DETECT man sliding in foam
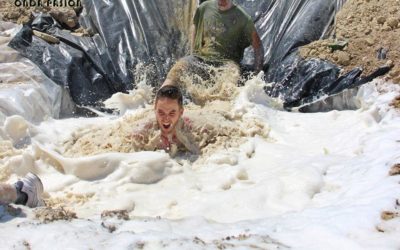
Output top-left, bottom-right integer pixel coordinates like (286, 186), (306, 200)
(131, 85), (200, 157)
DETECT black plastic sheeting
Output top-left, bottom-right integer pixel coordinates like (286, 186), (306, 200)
(9, 17), (122, 106)
(79, 0), (197, 88)
(241, 0), (390, 110)
(9, 0), (197, 106)
(8, 0), (390, 111)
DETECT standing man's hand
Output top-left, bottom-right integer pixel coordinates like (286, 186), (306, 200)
(252, 31), (264, 74)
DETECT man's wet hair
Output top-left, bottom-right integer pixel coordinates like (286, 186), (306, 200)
(155, 85), (183, 106)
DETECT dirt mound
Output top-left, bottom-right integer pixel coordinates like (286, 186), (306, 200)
(300, 0), (400, 83)
(0, 0), (81, 29)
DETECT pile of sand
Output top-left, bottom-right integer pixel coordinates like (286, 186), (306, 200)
(0, 0), (81, 30)
(300, 0), (400, 83)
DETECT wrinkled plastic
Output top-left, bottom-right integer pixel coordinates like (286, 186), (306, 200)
(297, 88), (361, 112)
(293, 65), (392, 111)
(242, 0), (337, 67)
(9, 17), (122, 106)
(238, 0), (388, 111)
(7, 0), (388, 111)
(0, 22), (74, 124)
(81, 0), (197, 81)
(9, 1), (197, 106)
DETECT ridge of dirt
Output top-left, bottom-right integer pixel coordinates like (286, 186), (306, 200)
(300, 0), (400, 83)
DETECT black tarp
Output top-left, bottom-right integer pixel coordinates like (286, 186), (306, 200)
(9, 0), (197, 106)
(8, 0), (390, 110)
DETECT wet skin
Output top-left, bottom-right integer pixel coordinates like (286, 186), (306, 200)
(155, 97), (184, 136)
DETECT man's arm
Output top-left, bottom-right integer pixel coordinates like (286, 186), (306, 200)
(190, 24), (196, 54)
(252, 31), (264, 74)
(175, 117), (200, 154)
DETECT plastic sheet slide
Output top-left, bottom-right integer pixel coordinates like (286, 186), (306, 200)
(0, 21), (74, 124)
(7, 0), (390, 111)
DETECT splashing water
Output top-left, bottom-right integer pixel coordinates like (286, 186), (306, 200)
(103, 63), (156, 114)
(63, 64), (272, 161)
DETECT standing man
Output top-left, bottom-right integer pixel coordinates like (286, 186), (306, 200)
(163, 0), (264, 88)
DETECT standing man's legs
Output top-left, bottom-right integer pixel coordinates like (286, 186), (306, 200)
(162, 55), (206, 88)
(163, 55), (240, 88)
(161, 55), (241, 105)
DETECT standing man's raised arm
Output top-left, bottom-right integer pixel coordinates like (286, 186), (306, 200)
(252, 31), (264, 74)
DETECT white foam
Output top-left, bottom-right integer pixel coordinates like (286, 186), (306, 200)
(1, 24), (400, 248)
(0, 22), (75, 124)
(103, 82), (154, 115)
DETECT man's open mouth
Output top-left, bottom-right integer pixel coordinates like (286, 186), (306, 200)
(163, 123), (171, 129)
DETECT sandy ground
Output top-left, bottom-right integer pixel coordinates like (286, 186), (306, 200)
(300, 0), (400, 83)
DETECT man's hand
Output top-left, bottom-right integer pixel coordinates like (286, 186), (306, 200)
(252, 31), (264, 74)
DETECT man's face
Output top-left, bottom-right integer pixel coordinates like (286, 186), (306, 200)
(155, 97), (183, 135)
(218, 0), (232, 9)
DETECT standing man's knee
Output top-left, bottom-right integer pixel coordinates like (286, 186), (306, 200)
(162, 56), (194, 88)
